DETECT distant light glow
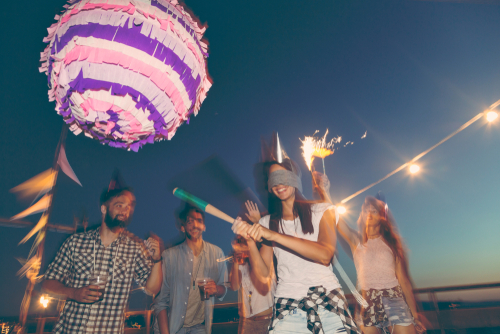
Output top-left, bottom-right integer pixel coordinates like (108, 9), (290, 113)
(337, 206), (347, 215)
(40, 296), (49, 308)
(409, 164), (420, 174)
(486, 111), (498, 122)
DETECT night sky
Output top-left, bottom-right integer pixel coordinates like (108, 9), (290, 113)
(1, 0), (500, 318)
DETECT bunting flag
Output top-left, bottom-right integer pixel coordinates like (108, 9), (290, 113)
(58, 145), (82, 186)
(10, 169), (55, 201)
(19, 214), (48, 245)
(11, 194), (52, 221)
(16, 256), (41, 280)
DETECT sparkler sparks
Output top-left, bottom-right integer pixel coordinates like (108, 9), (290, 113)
(300, 130), (341, 172)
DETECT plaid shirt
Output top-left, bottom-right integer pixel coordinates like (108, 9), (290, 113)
(269, 286), (361, 334)
(44, 227), (153, 334)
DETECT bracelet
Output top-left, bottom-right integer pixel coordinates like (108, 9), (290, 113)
(152, 256), (162, 264)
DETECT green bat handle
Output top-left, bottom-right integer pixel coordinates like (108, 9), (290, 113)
(172, 188), (208, 211)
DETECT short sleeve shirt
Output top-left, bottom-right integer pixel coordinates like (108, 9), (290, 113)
(44, 228), (153, 334)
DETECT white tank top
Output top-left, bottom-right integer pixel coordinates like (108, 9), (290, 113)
(353, 236), (399, 290)
(259, 203), (341, 300)
(238, 263), (276, 318)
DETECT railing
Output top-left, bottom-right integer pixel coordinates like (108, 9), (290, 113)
(20, 282), (500, 334)
(413, 282), (500, 333)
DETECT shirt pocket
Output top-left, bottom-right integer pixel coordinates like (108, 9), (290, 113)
(114, 257), (132, 282)
(74, 251), (93, 277)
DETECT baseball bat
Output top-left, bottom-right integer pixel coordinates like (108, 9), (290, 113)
(172, 188), (234, 224)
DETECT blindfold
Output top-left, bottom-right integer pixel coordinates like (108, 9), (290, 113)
(268, 170), (303, 193)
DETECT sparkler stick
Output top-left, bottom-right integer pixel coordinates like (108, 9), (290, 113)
(217, 255), (234, 263)
(172, 188), (235, 224)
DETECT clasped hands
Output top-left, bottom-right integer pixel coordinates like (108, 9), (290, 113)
(231, 217), (275, 242)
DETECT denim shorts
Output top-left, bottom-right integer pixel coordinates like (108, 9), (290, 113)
(272, 306), (346, 333)
(358, 286), (415, 329)
(357, 296), (414, 329)
(379, 296), (414, 328)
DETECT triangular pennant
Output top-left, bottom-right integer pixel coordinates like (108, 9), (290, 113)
(11, 194), (52, 220)
(32, 230), (46, 250)
(19, 214), (48, 245)
(10, 169), (55, 200)
(16, 256), (40, 278)
(58, 145), (82, 186)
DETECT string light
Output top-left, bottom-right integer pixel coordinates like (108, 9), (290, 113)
(486, 111), (498, 122)
(340, 98), (500, 204)
(40, 295), (49, 308)
(409, 164), (420, 174)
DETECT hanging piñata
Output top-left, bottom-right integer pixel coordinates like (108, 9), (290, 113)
(40, 0), (211, 151)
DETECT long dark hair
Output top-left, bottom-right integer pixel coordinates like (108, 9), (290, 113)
(357, 196), (410, 276)
(264, 160), (315, 235)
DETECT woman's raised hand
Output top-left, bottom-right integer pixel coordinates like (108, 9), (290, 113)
(244, 201), (261, 224)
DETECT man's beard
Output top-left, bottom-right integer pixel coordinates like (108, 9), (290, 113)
(104, 211), (131, 229)
(184, 228), (202, 240)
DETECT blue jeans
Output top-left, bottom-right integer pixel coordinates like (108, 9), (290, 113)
(272, 306), (346, 333)
(175, 324), (206, 334)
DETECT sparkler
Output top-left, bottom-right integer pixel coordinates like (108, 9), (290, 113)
(300, 130), (340, 174)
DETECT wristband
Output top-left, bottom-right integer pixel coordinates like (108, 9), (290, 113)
(152, 256), (162, 264)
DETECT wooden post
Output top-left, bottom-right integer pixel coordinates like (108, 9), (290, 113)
(145, 310), (151, 334)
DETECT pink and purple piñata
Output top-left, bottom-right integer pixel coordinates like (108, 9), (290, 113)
(40, 0), (211, 151)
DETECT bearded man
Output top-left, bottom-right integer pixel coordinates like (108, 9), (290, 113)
(42, 173), (163, 334)
(153, 203), (227, 334)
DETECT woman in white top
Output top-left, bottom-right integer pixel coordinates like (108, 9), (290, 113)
(336, 195), (426, 334)
(229, 235), (276, 334)
(232, 160), (360, 334)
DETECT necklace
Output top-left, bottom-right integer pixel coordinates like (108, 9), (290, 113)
(192, 252), (204, 290)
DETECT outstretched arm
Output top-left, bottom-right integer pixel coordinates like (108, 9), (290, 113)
(312, 171), (360, 253)
(336, 217), (361, 254)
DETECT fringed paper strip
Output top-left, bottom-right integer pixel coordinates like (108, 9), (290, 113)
(40, 0), (211, 151)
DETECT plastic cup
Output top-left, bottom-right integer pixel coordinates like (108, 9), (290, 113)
(89, 274), (108, 302)
(196, 278), (210, 301)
